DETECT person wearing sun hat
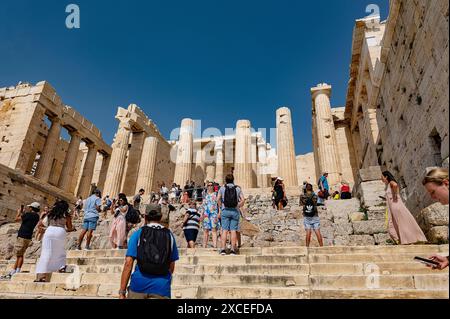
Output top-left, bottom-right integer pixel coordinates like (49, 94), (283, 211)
(1, 202), (41, 280)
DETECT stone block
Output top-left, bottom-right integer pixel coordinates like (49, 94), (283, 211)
(333, 223), (354, 236)
(358, 166), (382, 182)
(359, 181), (386, 207)
(333, 236), (350, 246)
(367, 208), (386, 221)
(347, 235), (376, 246)
(353, 220), (386, 235)
(427, 226), (449, 244)
(374, 233), (392, 245)
(0, 224), (19, 236)
(418, 203), (449, 229)
(349, 212), (366, 222)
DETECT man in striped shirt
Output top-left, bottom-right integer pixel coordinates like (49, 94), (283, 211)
(182, 201), (201, 248)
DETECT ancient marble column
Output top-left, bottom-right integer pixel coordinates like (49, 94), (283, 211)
(135, 136), (159, 193)
(96, 154), (110, 192)
(311, 83), (342, 187)
(103, 122), (132, 197)
(193, 144), (206, 185)
(214, 139), (224, 185)
(276, 107), (299, 187)
(257, 138), (269, 188)
(234, 120), (253, 189)
(174, 118), (194, 186)
(77, 144), (98, 198)
(205, 164), (216, 182)
(58, 131), (82, 192)
(34, 117), (61, 183)
(122, 131), (146, 195)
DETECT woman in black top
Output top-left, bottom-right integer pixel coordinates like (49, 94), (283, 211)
(273, 178), (286, 210)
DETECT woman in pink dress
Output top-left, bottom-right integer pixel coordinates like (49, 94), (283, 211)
(109, 197), (128, 249)
(382, 171), (427, 245)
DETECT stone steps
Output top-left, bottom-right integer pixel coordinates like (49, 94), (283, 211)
(0, 245), (448, 299)
(61, 245), (447, 258)
(14, 261), (449, 277)
(308, 252), (449, 263)
(10, 271), (448, 290)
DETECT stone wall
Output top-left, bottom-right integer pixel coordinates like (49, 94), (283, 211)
(243, 194), (391, 247)
(376, 0), (449, 215)
(0, 163), (76, 223)
(332, 107), (357, 187)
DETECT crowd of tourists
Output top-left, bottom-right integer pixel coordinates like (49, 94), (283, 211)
(1, 167), (448, 298)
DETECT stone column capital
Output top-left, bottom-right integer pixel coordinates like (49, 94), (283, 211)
(311, 83), (332, 99)
(118, 120), (133, 131)
(69, 130), (81, 139)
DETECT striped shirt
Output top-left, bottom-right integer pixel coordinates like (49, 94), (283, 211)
(183, 209), (201, 231)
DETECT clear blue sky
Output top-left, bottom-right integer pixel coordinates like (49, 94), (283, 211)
(0, 0), (388, 154)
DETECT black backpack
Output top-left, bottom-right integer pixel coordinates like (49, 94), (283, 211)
(303, 195), (317, 217)
(126, 204), (141, 224)
(137, 226), (172, 276)
(223, 185), (238, 208)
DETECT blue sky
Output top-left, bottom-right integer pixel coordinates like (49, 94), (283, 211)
(0, 0), (389, 154)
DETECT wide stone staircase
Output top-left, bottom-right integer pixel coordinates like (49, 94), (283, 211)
(0, 244), (448, 299)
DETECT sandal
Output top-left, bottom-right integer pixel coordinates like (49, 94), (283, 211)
(34, 278), (47, 283)
(58, 266), (67, 273)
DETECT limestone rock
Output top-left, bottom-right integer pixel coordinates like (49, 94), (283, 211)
(367, 208), (386, 221)
(333, 236), (350, 246)
(333, 223), (354, 236)
(373, 233), (392, 245)
(349, 212), (366, 222)
(419, 203), (449, 228)
(358, 166), (382, 182)
(353, 220), (386, 235)
(0, 224), (19, 236)
(347, 235), (375, 246)
(359, 181), (386, 207)
(240, 220), (260, 237)
(427, 226), (449, 244)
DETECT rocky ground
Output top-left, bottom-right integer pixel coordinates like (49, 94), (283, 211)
(0, 195), (447, 261)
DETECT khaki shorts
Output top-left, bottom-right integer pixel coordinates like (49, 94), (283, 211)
(127, 290), (169, 299)
(14, 237), (31, 257)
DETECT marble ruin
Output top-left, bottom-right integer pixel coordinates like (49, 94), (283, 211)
(0, 0), (448, 234)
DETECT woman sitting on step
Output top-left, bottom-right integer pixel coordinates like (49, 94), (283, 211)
(34, 200), (75, 282)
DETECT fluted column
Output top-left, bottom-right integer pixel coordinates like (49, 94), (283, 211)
(174, 118), (194, 186)
(214, 139), (224, 185)
(77, 144), (98, 198)
(135, 136), (159, 193)
(257, 138), (269, 188)
(122, 131), (146, 195)
(96, 154), (110, 192)
(193, 144), (206, 184)
(311, 83), (342, 187)
(34, 118), (61, 182)
(58, 131), (82, 192)
(235, 120), (253, 189)
(205, 165), (216, 182)
(103, 122), (132, 197)
(276, 107), (299, 187)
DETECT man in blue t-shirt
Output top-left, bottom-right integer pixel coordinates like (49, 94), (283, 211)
(318, 173), (330, 200)
(119, 204), (179, 299)
(77, 189), (102, 250)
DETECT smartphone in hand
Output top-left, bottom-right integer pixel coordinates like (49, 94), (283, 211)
(414, 256), (440, 267)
